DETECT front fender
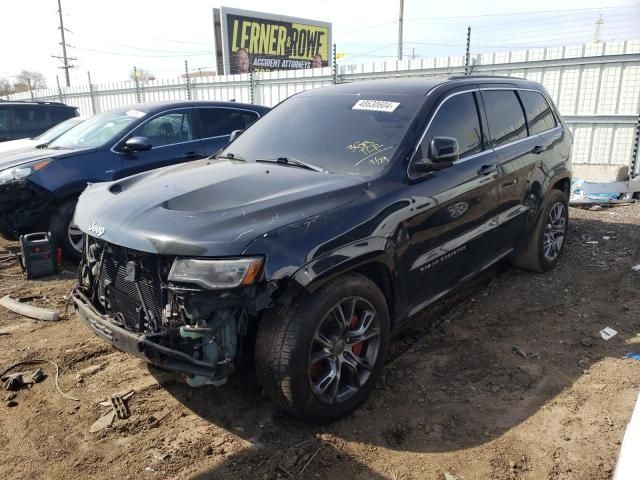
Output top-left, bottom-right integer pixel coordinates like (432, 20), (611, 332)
(291, 236), (395, 290)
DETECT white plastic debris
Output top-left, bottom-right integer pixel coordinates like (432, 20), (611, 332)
(632, 265), (640, 272)
(600, 327), (618, 340)
(0, 296), (59, 321)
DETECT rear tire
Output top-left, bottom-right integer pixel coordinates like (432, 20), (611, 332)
(255, 273), (390, 423)
(511, 189), (569, 272)
(49, 199), (82, 262)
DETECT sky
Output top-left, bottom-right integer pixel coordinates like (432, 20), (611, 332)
(0, 0), (638, 89)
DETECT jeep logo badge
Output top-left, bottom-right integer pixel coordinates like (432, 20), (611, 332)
(88, 221), (105, 237)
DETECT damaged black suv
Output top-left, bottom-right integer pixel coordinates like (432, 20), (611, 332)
(73, 76), (572, 422)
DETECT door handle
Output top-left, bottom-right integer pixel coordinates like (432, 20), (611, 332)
(477, 164), (497, 176)
(532, 145), (545, 154)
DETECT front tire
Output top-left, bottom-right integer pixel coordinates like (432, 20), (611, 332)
(255, 273), (390, 423)
(49, 199), (82, 261)
(511, 189), (569, 272)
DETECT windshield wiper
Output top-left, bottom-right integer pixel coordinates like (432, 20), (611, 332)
(256, 157), (329, 173)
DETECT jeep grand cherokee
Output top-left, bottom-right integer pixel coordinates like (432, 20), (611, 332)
(73, 76), (572, 422)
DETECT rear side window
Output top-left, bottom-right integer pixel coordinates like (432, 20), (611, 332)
(421, 92), (483, 159)
(518, 90), (557, 135)
(14, 107), (52, 131)
(482, 90), (527, 147)
(199, 108), (259, 138)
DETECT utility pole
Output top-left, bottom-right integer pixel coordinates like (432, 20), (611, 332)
(397, 0), (404, 61)
(592, 14), (604, 43)
(53, 0), (76, 87)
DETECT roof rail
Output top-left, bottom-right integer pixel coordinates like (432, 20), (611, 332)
(0, 99), (69, 106)
(447, 74), (522, 80)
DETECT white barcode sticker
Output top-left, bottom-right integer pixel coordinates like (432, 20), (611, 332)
(352, 100), (400, 113)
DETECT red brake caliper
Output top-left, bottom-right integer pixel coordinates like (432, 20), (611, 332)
(350, 315), (363, 355)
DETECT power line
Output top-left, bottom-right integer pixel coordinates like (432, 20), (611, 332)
(338, 5), (636, 37)
(91, 41), (212, 55)
(409, 4), (636, 20)
(75, 47), (212, 58)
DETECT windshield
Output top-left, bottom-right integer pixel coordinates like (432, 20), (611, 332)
(48, 110), (141, 149)
(34, 117), (86, 143)
(222, 93), (423, 177)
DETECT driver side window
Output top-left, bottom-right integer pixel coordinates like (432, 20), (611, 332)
(417, 92), (483, 161)
(130, 110), (194, 148)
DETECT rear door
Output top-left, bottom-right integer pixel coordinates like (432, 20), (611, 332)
(401, 89), (501, 316)
(114, 108), (203, 179)
(197, 107), (260, 156)
(480, 88), (555, 249)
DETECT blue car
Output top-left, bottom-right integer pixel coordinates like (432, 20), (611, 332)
(0, 101), (268, 258)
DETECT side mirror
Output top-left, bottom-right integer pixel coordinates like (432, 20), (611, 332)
(229, 129), (243, 142)
(430, 137), (459, 163)
(123, 136), (152, 153)
(413, 137), (459, 173)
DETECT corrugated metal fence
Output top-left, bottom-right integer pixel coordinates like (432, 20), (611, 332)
(5, 39), (640, 174)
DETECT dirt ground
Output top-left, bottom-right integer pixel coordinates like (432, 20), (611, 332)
(0, 204), (639, 480)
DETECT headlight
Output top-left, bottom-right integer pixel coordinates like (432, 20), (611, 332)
(0, 159), (52, 185)
(168, 257), (263, 289)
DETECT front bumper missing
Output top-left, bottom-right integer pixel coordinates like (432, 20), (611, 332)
(73, 290), (220, 379)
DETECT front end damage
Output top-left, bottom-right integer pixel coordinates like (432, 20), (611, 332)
(73, 236), (275, 387)
(0, 181), (53, 238)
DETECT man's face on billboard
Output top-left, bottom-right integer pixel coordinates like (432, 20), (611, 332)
(237, 49), (250, 73)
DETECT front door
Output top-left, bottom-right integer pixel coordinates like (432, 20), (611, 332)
(400, 90), (501, 317)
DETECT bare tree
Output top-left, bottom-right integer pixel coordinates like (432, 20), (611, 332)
(0, 78), (13, 96)
(15, 70), (47, 90)
(129, 68), (156, 82)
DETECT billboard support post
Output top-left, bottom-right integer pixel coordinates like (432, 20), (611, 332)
(184, 60), (192, 100)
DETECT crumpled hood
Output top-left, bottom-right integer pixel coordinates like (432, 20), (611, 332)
(0, 147), (89, 170)
(74, 159), (368, 256)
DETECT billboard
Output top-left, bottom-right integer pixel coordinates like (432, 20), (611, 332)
(213, 7), (332, 75)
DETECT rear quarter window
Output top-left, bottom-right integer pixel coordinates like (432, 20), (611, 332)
(199, 108), (258, 138)
(518, 90), (557, 135)
(51, 106), (78, 123)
